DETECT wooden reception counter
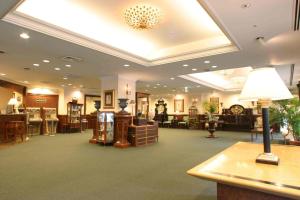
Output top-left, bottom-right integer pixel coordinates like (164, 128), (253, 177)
(0, 114), (27, 142)
(187, 142), (300, 200)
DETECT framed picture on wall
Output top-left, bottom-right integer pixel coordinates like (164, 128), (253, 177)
(210, 97), (219, 113)
(104, 90), (114, 109)
(174, 99), (184, 113)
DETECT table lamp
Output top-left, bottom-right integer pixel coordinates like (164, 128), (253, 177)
(239, 67), (293, 165)
(8, 97), (18, 114)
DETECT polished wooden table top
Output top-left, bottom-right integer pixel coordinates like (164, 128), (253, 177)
(187, 142), (300, 199)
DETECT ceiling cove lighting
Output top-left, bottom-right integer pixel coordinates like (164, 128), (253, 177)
(19, 32), (30, 39)
(124, 4), (162, 30)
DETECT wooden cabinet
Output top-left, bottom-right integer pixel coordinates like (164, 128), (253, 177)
(114, 113), (131, 148)
(128, 124), (158, 147)
(67, 102), (83, 132)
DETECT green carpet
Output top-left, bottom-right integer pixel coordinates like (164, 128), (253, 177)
(0, 129), (252, 200)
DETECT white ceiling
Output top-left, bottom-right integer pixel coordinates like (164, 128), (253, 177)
(0, 0), (299, 96)
(5, 0), (237, 65)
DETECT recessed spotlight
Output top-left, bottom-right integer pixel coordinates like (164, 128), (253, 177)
(172, 89), (176, 92)
(23, 81), (29, 84)
(153, 86), (157, 89)
(145, 89), (148, 92)
(156, 83), (160, 86)
(65, 64), (71, 68)
(63, 77), (68, 80)
(204, 60), (210, 64)
(124, 64), (130, 67)
(43, 59), (50, 63)
(0, 73), (6, 76)
(241, 3), (251, 8)
(80, 85), (83, 88)
(20, 33), (30, 39)
(196, 85), (201, 88)
(33, 64), (39, 67)
(170, 77), (175, 80)
(146, 84), (150, 87)
(54, 67), (61, 71)
(211, 65), (218, 68)
(68, 83), (72, 86)
(192, 68), (197, 71)
(164, 85), (167, 88)
(183, 64), (189, 67)
(61, 84), (65, 87)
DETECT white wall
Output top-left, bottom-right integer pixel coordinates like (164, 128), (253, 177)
(101, 75), (136, 114)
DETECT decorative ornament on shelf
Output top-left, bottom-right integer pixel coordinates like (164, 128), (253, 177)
(118, 98), (129, 114)
(239, 67), (293, 165)
(124, 4), (162, 30)
(94, 100), (101, 112)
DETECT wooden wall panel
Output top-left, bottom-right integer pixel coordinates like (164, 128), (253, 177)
(24, 94), (59, 112)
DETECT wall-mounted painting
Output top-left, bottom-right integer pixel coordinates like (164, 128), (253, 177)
(210, 97), (219, 114)
(174, 99), (184, 113)
(103, 90), (114, 109)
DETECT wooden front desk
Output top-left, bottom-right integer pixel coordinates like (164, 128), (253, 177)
(0, 114), (27, 142)
(187, 142), (300, 200)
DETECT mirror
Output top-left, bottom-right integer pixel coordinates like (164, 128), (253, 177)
(84, 94), (101, 115)
(135, 92), (149, 119)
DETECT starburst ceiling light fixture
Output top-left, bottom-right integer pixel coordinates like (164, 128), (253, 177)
(124, 4), (162, 30)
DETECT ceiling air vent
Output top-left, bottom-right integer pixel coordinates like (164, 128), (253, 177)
(0, 50), (5, 54)
(61, 56), (83, 63)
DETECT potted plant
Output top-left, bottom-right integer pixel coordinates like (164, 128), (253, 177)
(269, 98), (300, 145)
(203, 101), (219, 138)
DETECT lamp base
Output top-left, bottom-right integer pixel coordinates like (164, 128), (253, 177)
(256, 153), (279, 165)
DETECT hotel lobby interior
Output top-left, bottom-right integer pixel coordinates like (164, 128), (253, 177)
(0, 0), (300, 199)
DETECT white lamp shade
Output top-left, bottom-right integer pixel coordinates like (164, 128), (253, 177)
(239, 67), (293, 101)
(8, 98), (18, 105)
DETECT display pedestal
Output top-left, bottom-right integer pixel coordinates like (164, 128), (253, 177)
(89, 120), (99, 144)
(114, 111), (131, 148)
(89, 131), (99, 144)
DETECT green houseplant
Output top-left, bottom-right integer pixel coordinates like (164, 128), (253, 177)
(202, 101), (219, 138)
(202, 101), (218, 121)
(269, 97), (300, 143)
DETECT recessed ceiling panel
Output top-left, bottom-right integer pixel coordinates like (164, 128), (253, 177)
(180, 67), (253, 91)
(4, 0), (238, 66)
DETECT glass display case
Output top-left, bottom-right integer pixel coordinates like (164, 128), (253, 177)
(27, 107), (43, 136)
(97, 111), (114, 145)
(43, 107), (59, 136)
(67, 102), (83, 132)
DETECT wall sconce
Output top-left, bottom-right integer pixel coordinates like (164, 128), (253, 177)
(125, 84), (131, 96)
